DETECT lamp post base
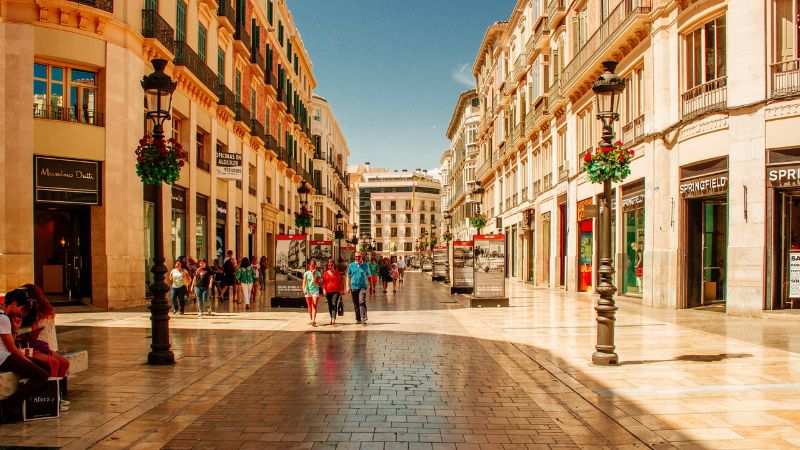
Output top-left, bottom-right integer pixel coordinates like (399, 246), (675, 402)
(148, 350), (175, 365)
(592, 349), (618, 366)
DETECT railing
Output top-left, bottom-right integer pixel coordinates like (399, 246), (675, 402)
(234, 23), (251, 53)
(476, 158), (492, 179)
(562, 0), (652, 90)
(142, 9), (175, 55)
(33, 104), (104, 126)
(547, 0), (565, 28)
(250, 49), (264, 70)
(534, 15), (550, 47)
(525, 107), (536, 132)
(521, 187), (528, 202)
(217, 1), (235, 28)
(70, 0), (113, 13)
(771, 59), (800, 97)
(515, 123), (524, 146)
(578, 149), (590, 172)
(559, 166), (568, 183)
(505, 198), (511, 211)
(525, 33), (537, 58)
(250, 118), (265, 139)
(532, 180), (541, 198)
(174, 41), (218, 93)
(234, 102), (251, 124)
(249, 185), (256, 196)
(512, 193), (518, 208)
(621, 114), (645, 145)
(217, 84), (236, 111)
(265, 70), (276, 88)
(513, 54), (524, 79)
(547, 80), (562, 110)
(265, 134), (278, 152)
(681, 77), (727, 119)
(276, 146), (287, 163)
(543, 173), (552, 191)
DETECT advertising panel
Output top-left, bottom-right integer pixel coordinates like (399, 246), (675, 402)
(274, 234), (306, 298)
(473, 234), (505, 298)
(309, 240), (333, 266)
(421, 250), (433, 272)
(452, 241), (474, 289)
(340, 246), (356, 262)
(216, 151), (243, 179)
(790, 252), (800, 298)
(433, 246), (448, 279)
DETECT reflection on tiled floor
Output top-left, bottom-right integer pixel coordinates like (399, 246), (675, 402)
(0, 272), (798, 449)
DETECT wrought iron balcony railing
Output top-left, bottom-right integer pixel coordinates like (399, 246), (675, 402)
(681, 77), (727, 120)
(142, 9), (175, 55)
(70, 0), (113, 13)
(217, 1), (235, 29)
(772, 59), (800, 97)
(174, 40), (218, 93)
(33, 104), (104, 126)
(217, 84), (236, 111)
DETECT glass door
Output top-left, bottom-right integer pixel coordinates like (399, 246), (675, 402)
(781, 194), (800, 308)
(701, 199), (727, 305)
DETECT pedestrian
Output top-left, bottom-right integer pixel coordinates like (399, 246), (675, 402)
(236, 257), (256, 310)
(303, 260), (322, 326)
(322, 259), (343, 326)
(368, 257), (379, 294)
(346, 252), (371, 324)
(190, 259), (213, 317)
(379, 258), (392, 294)
(397, 256), (406, 282)
(168, 260), (190, 314)
(210, 259), (223, 302)
(259, 256), (269, 296)
(390, 263), (400, 292)
(220, 250), (236, 303)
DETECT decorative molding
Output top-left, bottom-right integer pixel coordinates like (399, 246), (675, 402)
(78, 13), (88, 30)
(765, 102), (800, 120)
(59, 9), (70, 26)
(95, 18), (106, 35)
(677, 115), (729, 142)
(38, 6), (49, 22)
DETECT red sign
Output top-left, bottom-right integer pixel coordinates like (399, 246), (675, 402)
(310, 240), (332, 245)
(474, 234), (504, 241)
(452, 241), (473, 246)
(340, 246), (356, 250)
(434, 246), (447, 250)
(277, 234), (306, 240)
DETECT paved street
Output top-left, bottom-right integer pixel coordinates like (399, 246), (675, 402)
(1, 272), (799, 449)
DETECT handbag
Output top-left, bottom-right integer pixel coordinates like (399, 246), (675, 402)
(338, 299), (344, 316)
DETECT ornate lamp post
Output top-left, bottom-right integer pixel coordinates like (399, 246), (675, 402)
(141, 59), (177, 365)
(591, 61), (626, 366)
(470, 183), (486, 237)
(335, 210), (343, 259)
(297, 180), (311, 235)
(443, 211), (452, 284)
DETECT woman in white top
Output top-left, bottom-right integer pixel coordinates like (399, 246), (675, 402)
(168, 260), (190, 314)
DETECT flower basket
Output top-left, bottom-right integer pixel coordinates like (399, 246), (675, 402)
(441, 231), (453, 243)
(470, 214), (487, 230)
(349, 236), (359, 245)
(294, 208), (313, 229)
(583, 140), (634, 184)
(135, 135), (187, 185)
(334, 230), (345, 240)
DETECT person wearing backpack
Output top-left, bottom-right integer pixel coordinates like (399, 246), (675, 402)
(236, 257), (256, 310)
(190, 259), (213, 317)
(221, 250), (237, 303)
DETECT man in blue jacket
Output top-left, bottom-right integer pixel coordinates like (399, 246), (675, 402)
(346, 252), (372, 324)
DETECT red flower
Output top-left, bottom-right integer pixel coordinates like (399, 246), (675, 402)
(179, 160), (185, 167)
(601, 146), (612, 153)
(615, 140), (623, 147)
(159, 147), (168, 156)
(628, 149), (635, 155)
(583, 152), (592, 162)
(137, 156), (143, 162)
(619, 154), (625, 162)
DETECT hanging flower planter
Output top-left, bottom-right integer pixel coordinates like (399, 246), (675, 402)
(334, 230), (345, 240)
(135, 135), (187, 185)
(441, 231), (453, 243)
(470, 213), (487, 231)
(294, 208), (313, 230)
(583, 140), (634, 184)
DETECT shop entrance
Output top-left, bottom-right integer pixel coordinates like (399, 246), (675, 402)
(34, 207), (92, 301)
(216, 223), (226, 262)
(775, 193), (800, 309)
(685, 197), (727, 308)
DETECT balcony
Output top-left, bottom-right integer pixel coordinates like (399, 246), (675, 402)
(561, 0), (652, 96)
(513, 53), (526, 82)
(505, 198), (511, 211)
(771, 59), (800, 98)
(276, 146), (287, 165)
(217, 84), (236, 112)
(681, 77), (727, 120)
(521, 187), (528, 202)
(547, 0), (565, 29)
(532, 180), (541, 198)
(33, 104), (104, 126)
(533, 15), (550, 50)
(514, 123), (525, 148)
(621, 114), (645, 146)
(265, 134), (278, 153)
(234, 102), (250, 125)
(217, 1), (235, 32)
(265, 69), (276, 93)
(543, 173), (552, 192)
(547, 79), (563, 112)
(70, 0), (113, 13)
(476, 158), (492, 180)
(533, 95), (549, 128)
(250, 118), (265, 142)
(142, 9), (175, 55)
(558, 166), (568, 183)
(174, 40), (218, 94)
(233, 23), (251, 57)
(250, 49), (265, 77)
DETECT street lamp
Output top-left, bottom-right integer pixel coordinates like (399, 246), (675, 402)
(444, 211), (452, 284)
(470, 183), (485, 237)
(141, 59), (177, 365)
(297, 180), (311, 235)
(591, 60), (625, 366)
(335, 210), (343, 259)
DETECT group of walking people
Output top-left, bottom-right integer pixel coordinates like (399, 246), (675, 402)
(167, 251), (269, 317)
(301, 253), (407, 327)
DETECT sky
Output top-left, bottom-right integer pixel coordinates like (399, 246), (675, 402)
(287, 0), (516, 171)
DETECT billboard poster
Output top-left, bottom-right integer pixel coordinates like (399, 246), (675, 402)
(274, 234), (306, 298)
(790, 252), (800, 298)
(340, 246), (356, 262)
(216, 151), (242, 179)
(421, 250), (433, 272)
(473, 234), (505, 298)
(452, 241), (474, 288)
(309, 240), (333, 266)
(433, 246), (448, 279)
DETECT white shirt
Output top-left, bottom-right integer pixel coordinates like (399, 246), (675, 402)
(397, 258), (406, 268)
(0, 311), (11, 366)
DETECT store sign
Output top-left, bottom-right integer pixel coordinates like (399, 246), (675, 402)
(789, 252), (800, 298)
(452, 241), (474, 289)
(473, 234), (505, 298)
(309, 240), (333, 265)
(621, 194), (645, 213)
(216, 200), (227, 221)
(679, 175), (728, 198)
(216, 151), (242, 180)
(35, 156), (100, 205)
(432, 246), (448, 278)
(274, 234), (307, 298)
(767, 165), (800, 187)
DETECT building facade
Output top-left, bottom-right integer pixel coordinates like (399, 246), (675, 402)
(458, 0), (800, 315)
(1, 0), (348, 309)
(310, 95), (350, 245)
(355, 172), (441, 258)
(441, 89), (481, 241)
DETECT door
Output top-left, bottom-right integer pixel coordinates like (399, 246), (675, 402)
(216, 223), (226, 261)
(701, 200), (727, 305)
(779, 193), (800, 309)
(34, 208), (92, 301)
(685, 199), (703, 307)
(559, 204), (567, 286)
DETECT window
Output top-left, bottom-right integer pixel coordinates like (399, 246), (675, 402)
(572, 7), (588, 54)
(405, 227), (412, 237)
(375, 214), (381, 224)
(267, 0), (273, 24)
(314, 203), (323, 227)
(405, 213), (412, 223)
(377, 242), (384, 252)
(172, 116), (182, 144)
(405, 200), (412, 210)
(430, 214), (436, 224)
(197, 130), (210, 172)
(421, 227), (426, 236)
(390, 214), (396, 223)
(376, 228), (382, 238)
(33, 62), (99, 125)
(576, 106), (595, 170)
(404, 242), (413, 252)
(176, 0), (187, 41)
(391, 228), (398, 237)
(218, 49), (225, 83)
(235, 69), (241, 101)
(266, 176), (273, 203)
(313, 108), (320, 120)
(248, 164), (257, 196)
(685, 15), (727, 91)
(390, 201), (396, 210)
(557, 128), (567, 173)
(278, 21), (284, 46)
(420, 214), (427, 224)
(375, 201), (382, 210)
(198, 24), (207, 62)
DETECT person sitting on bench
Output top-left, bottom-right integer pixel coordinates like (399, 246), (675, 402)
(0, 289), (49, 421)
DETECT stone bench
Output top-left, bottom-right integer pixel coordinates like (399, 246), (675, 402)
(0, 349), (88, 399)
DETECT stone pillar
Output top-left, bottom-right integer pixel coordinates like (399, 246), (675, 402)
(209, 118), (219, 262)
(256, 151), (265, 256)
(186, 103), (198, 260)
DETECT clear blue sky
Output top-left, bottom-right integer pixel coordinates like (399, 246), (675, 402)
(287, 0), (516, 170)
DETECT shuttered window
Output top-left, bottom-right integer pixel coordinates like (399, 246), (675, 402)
(198, 25), (207, 62)
(176, 0), (187, 41)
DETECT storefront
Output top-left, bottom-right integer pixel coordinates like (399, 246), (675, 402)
(766, 147), (800, 310)
(216, 200), (227, 262)
(576, 198), (594, 292)
(248, 212), (257, 258)
(171, 186), (187, 262)
(196, 194), (209, 261)
(522, 209), (535, 283)
(557, 193), (567, 287)
(33, 156), (99, 301)
(680, 157), (728, 309)
(620, 179), (645, 297)
(540, 211), (551, 286)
